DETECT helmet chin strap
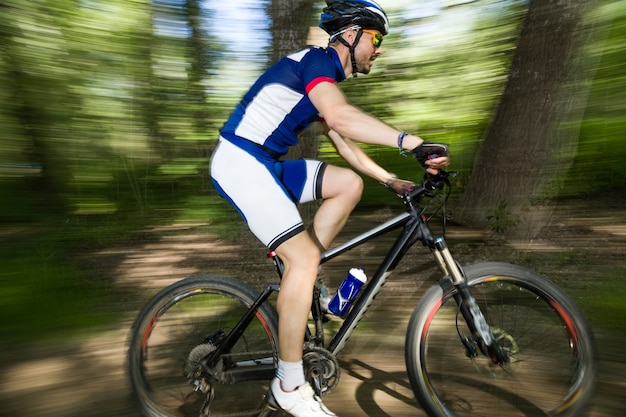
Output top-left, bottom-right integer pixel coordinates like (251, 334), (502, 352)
(337, 30), (364, 78)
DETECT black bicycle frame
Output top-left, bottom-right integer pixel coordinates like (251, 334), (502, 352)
(203, 206), (432, 381)
(204, 181), (507, 382)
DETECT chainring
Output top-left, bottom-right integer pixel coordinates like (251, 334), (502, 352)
(303, 346), (340, 396)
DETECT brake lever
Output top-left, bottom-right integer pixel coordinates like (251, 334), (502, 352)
(423, 170), (457, 190)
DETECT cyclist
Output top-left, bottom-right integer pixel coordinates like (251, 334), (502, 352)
(210, 1), (449, 416)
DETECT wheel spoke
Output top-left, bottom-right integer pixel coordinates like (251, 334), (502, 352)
(406, 263), (596, 417)
(129, 275), (279, 417)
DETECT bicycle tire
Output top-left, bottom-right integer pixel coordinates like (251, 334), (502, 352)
(405, 262), (596, 417)
(128, 275), (280, 417)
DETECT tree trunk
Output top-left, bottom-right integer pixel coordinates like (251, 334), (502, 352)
(2, 5), (71, 216)
(269, 0), (316, 64)
(268, 0), (320, 223)
(186, 0), (210, 134)
(454, 0), (597, 240)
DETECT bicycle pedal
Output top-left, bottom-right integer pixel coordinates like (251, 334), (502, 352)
(266, 390), (280, 411)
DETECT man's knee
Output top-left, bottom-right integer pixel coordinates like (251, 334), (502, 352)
(276, 233), (321, 271)
(343, 170), (363, 204)
(353, 170), (364, 193)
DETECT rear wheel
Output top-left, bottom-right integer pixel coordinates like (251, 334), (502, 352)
(128, 275), (280, 417)
(405, 262), (596, 417)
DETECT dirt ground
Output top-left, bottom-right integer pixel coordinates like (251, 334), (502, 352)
(0, 201), (624, 417)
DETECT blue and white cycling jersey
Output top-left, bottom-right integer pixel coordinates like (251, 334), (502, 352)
(211, 46), (347, 250)
(220, 46), (346, 157)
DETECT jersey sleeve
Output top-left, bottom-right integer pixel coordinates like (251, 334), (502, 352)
(300, 48), (338, 94)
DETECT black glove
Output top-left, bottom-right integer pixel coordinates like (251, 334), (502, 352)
(412, 142), (449, 169)
(384, 178), (415, 195)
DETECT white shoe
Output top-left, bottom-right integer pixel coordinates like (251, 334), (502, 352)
(269, 378), (337, 417)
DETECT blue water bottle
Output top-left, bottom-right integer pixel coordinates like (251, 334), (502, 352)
(328, 268), (367, 317)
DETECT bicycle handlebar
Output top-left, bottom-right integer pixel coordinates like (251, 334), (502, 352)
(385, 169), (455, 201)
(414, 170), (455, 194)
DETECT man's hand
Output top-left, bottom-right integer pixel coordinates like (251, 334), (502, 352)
(384, 178), (416, 196)
(412, 142), (449, 174)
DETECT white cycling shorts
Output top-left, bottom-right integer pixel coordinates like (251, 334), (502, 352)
(210, 137), (326, 250)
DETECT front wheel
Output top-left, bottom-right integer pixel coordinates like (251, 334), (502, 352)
(405, 262), (596, 417)
(128, 275), (280, 417)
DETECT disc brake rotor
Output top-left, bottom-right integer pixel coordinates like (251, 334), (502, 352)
(470, 327), (519, 378)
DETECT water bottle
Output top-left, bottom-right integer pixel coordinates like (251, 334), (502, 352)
(328, 268), (367, 317)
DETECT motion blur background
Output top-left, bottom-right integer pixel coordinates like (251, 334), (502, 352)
(1, 1), (624, 416)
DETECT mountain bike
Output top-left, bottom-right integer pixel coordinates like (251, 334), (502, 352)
(128, 170), (597, 417)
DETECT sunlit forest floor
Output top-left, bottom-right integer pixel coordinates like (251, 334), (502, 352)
(0, 198), (624, 417)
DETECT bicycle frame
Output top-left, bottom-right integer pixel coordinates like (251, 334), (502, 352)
(204, 173), (507, 381)
(204, 204), (432, 377)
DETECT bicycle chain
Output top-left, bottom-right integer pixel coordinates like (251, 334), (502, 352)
(185, 343), (339, 398)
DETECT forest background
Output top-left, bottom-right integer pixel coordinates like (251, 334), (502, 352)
(0, 0), (625, 373)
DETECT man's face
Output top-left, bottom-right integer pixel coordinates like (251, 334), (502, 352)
(355, 29), (383, 75)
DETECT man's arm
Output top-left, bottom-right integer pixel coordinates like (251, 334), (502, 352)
(309, 81), (449, 173)
(309, 81), (422, 149)
(325, 127), (395, 183)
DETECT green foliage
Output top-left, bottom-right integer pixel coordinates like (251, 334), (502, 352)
(585, 267), (626, 334)
(562, 2), (626, 195)
(0, 227), (118, 345)
(485, 200), (520, 235)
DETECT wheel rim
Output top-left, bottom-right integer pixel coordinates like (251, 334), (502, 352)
(417, 276), (594, 417)
(130, 286), (278, 417)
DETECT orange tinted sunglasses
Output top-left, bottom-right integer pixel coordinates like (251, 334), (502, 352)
(361, 29), (384, 48)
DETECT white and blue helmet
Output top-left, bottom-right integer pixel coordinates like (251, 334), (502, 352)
(320, 0), (390, 36)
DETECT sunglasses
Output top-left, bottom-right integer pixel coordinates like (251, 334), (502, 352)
(361, 29), (384, 48)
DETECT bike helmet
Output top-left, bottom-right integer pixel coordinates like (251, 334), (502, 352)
(320, 0), (389, 37)
(320, 1), (389, 77)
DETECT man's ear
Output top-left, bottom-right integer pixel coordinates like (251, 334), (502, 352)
(344, 29), (357, 44)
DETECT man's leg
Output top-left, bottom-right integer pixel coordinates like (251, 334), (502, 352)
(274, 232), (321, 365)
(271, 233), (337, 416)
(268, 165), (361, 416)
(273, 164), (362, 363)
(313, 165), (363, 249)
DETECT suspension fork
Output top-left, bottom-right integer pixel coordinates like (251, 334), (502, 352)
(432, 237), (509, 365)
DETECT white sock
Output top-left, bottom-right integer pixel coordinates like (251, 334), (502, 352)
(276, 359), (306, 392)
